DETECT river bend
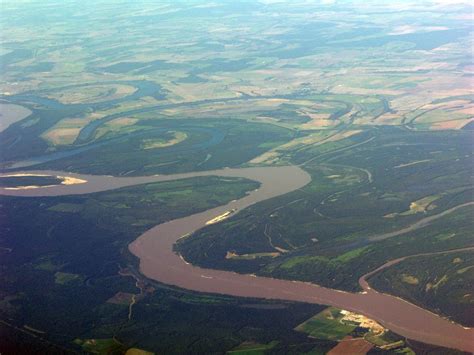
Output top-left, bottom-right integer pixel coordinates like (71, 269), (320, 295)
(1, 166), (472, 352)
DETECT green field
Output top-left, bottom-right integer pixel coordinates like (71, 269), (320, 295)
(295, 308), (356, 341)
(1, 0), (473, 353)
(227, 341), (279, 355)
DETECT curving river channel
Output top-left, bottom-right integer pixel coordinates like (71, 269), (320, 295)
(1, 166), (472, 352)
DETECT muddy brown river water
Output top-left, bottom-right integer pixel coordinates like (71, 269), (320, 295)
(1, 166), (473, 352)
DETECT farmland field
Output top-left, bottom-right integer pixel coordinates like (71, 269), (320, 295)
(0, 0), (473, 354)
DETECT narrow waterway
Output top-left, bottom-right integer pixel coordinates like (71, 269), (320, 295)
(1, 166), (472, 352)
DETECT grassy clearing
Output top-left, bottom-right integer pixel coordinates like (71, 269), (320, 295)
(226, 251), (280, 260)
(54, 272), (81, 285)
(141, 131), (188, 149)
(74, 338), (126, 354)
(48, 203), (83, 213)
(295, 307), (356, 341)
(45, 84), (137, 105)
(279, 247), (369, 271)
(401, 274), (419, 285)
(394, 348), (416, 354)
(227, 341), (278, 354)
(334, 246), (371, 263)
(125, 348), (154, 355)
(95, 117), (140, 138)
(279, 255), (328, 270)
(34, 257), (63, 272)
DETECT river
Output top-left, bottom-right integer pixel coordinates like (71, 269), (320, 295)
(1, 166), (472, 352)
